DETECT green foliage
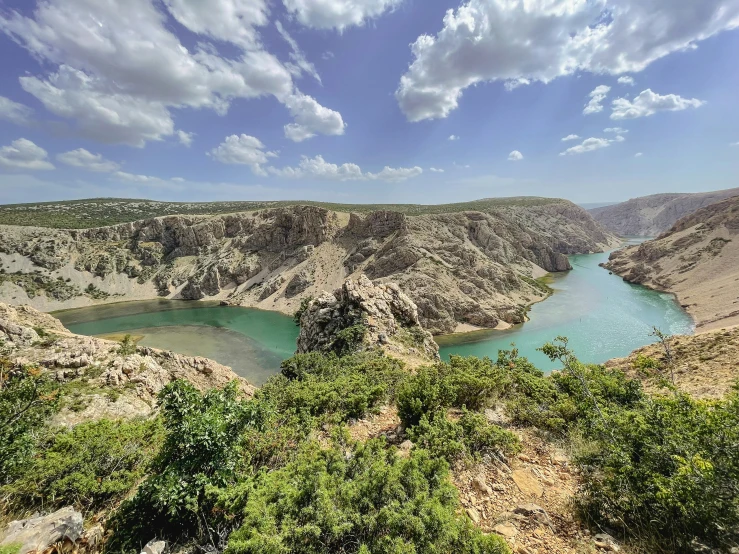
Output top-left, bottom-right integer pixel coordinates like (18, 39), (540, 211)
(262, 352), (406, 422)
(331, 324), (368, 356)
(108, 380), (256, 550)
(577, 390), (739, 552)
(293, 296), (313, 326)
(117, 334), (137, 356)
(0, 272), (82, 301)
(0, 361), (60, 484)
(633, 354), (660, 372)
(408, 410), (520, 464)
(0, 543), (21, 554)
(397, 356), (507, 427)
(3, 418), (162, 515)
(220, 439), (510, 554)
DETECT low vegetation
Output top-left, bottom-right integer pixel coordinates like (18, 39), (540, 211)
(1, 335), (737, 553)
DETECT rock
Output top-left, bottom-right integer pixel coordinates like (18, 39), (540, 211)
(399, 440), (414, 453)
(511, 469), (544, 498)
(491, 483), (507, 492)
(141, 539), (167, 554)
(284, 267), (314, 298)
(492, 522), (518, 538)
(258, 276), (285, 301)
(472, 476), (492, 495)
(0, 507), (83, 554)
(594, 533), (620, 552)
(466, 507), (481, 525)
(513, 503), (545, 516)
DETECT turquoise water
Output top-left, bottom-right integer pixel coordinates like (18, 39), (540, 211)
(437, 251), (694, 369)
(56, 251), (694, 381)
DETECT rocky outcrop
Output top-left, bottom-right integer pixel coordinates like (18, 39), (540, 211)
(298, 275), (439, 364)
(590, 187), (739, 236)
(0, 303), (253, 424)
(0, 200), (616, 334)
(604, 196), (739, 330)
(1, 507), (83, 554)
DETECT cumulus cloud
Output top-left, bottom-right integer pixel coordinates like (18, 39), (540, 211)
(448, 135), (460, 141)
(269, 155), (423, 182)
(562, 134), (580, 142)
(618, 76), (635, 86)
(283, 91), (346, 142)
(209, 134), (277, 176)
(604, 127), (628, 134)
(0, 138), (55, 170)
(396, 0), (739, 121)
(429, 167), (444, 173)
(611, 89), (706, 120)
(0, 96), (33, 126)
(276, 20), (321, 83)
(508, 150), (523, 161)
(0, 0), (343, 146)
(57, 148), (120, 172)
(282, 0), (402, 31)
(635, 152), (643, 157)
(584, 85), (611, 115)
(560, 135), (625, 156)
(176, 130), (195, 147)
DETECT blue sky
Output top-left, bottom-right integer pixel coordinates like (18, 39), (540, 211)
(0, 0), (738, 206)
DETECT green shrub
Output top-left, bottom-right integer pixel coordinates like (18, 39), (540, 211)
(3, 418), (162, 515)
(117, 334), (137, 356)
(0, 362), (60, 484)
(397, 366), (456, 427)
(576, 390), (739, 552)
(220, 439), (510, 554)
(331, 324), (368, 356)
(458, 410), (521, 459)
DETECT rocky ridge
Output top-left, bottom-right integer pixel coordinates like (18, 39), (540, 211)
(297, 274), (439, 364)
(0, 302), (252, 425)
(0, 201), (616, 334)
(590, 187), (739, 236)
(603, 195), (739, 331)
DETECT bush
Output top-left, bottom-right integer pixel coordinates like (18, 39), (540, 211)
(3, 418), (162, 515)
(220, 439), (510, 554)
(108, 380), (256, 551)
(331, 324), (368, 356)
(0, 362), (60, 484)
(576, 390), (739, 552)
(117, 334), (137, 356)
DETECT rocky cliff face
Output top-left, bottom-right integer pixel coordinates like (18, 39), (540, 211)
(0, 303), (253, 425)
(603, 195), (739, 331)
(0, 200), (616, 334)
(297, 275), (439, 364)
(590, 187), (739, 236)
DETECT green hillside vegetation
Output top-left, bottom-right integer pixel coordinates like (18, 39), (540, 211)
(2, 341), (738, 553)
(0, 196), (565, 229)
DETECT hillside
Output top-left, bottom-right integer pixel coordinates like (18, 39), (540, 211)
(604, 195), (739, 330)
(0, 200), (616, 335)
(589, 187), (739, 236)
(0, 196), (568, 230)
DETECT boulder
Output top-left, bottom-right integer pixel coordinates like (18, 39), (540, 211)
(0, 507), (83, 554)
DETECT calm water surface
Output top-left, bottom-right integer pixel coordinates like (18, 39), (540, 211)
(56, 250), (694, 381)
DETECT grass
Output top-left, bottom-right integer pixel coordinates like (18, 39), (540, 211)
(0, 196), (567, 229)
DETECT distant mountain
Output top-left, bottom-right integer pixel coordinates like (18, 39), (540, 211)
(589, 187), (739, 236)
(604, 195), (739, 331)
(577, 202), (617, 210)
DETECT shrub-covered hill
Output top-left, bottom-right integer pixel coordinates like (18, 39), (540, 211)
(2, 334), (738, 554)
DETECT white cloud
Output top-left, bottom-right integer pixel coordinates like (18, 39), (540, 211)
(176, 130), (195, 147)
(0, 96), (33, 126)
(429, 167), (444, 173)
(283, 91), (346, 142)
(561, 134), (580, 142)
(322, 51), (335, 60)
(584, 85), (611, 115)
(275, 21), (321, 84)
(508, 150), (523, 161)
(635, 152), (643, 157)
(396, 0), (739, 121)
(731, 142), (739, 147)
(0, 0), (343, 146)
(611, 89), (705, 120)
(269, 155), (422, 182)
(0, 138), (55, 170)
(618, 76), (635, 86)
(560, 135), (625, 156)
(209, 134), (277, 176)
(57, 148), (120, 172)
(604, 127), (628, 134)
(282, 0), (402, 31)
(448, 135), (460, 141)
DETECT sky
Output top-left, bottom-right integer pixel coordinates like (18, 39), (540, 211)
(0, 0), (738, 206)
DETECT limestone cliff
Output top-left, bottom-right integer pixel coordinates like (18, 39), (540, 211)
(297, 275), (439, 364)
(603, 195), (739, 331)
(0, 303), (252, 425)
(0, 200), (616, 334)
(590, 187), (739, 237)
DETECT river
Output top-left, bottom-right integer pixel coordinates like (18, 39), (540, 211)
(55, 250), (694, 383)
